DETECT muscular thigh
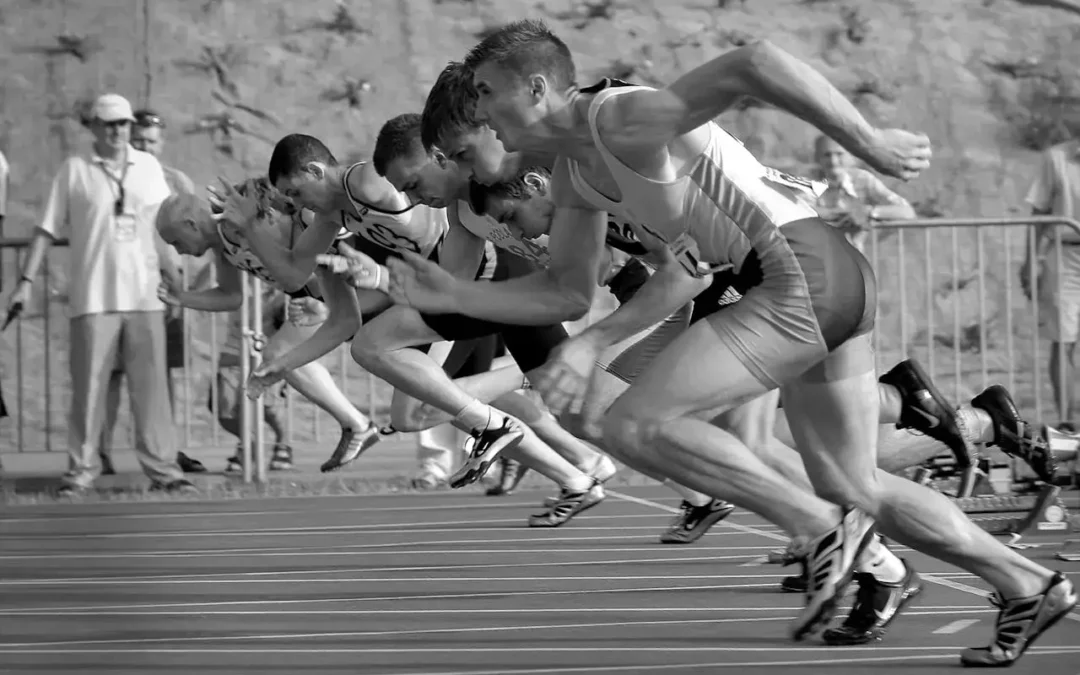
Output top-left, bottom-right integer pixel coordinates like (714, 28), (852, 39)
(354, 305), (445, 352)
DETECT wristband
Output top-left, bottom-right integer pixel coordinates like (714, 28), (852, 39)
(376, 264), (390, 294)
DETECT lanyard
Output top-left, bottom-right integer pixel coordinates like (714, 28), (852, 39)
(97, 151), (130, 216)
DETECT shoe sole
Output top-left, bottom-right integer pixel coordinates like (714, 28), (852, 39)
(449, 431), (524, 489)
(791, 519), (878, 642)
(320, 431), (382, 473)
(659, 505), (736, 544)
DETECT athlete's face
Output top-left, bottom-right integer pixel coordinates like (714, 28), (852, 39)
(440, 127), (510, 186)
(472, 63), (547, 152)
(383, 153), (459, 209)
(483, 176), (554, 240)
(160, 217), (211, 257)
(274, 164), (335, 213)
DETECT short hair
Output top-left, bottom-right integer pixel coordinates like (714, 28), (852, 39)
(421, 62), (480, 152)
(156, 191), (210, 232)
(468, 165), (551, 215)
(133, 109), (165, 128)
(463, 19), (576, 90)
(372, 113), (426, 176)
(268, 134), (337, 185)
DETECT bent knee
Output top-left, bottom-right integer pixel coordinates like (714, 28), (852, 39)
(601, 401), (662, 463)
(349, 333), (385, 366)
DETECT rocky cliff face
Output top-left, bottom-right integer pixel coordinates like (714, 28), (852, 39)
(2, 0), (1079, 417)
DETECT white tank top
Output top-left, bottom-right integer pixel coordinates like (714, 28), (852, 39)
(455, 200), (551, 266)
(578, 81), (823, 277)
(339, 162), (447, 257)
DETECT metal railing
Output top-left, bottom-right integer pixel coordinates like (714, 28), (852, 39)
(2, 217), (1078, 485)
(0, 239), (385, 459)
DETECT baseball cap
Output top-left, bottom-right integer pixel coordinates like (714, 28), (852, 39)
(91, 94), (136, 123)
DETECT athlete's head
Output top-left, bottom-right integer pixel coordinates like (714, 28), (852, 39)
(468, 166), (554, 240)
(373, 113), (461, 209)
(156, 192), (216, 257)
(464, 20), (576, 151)
(421, 62), (509, 185)
(268, 134), (339, 212)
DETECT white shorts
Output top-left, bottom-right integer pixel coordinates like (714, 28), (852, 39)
(1039, 246), (1080, 343)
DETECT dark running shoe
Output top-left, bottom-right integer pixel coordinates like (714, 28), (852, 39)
(177, 451), (207, 474)
(781, 561), (809, 593)
(960, 572), (1076, 667)
(791, 508), (876, 641)
(149, 478), (198, 495)
(659, 499), (736, 544)
(486, 456), (531, 496)
(528, 482), (605, 527)
(320, 426), (381, 473)
(449, 416), (524, 489)
(823, 561), (923, 645)
(971, 385), (1057, 484)
(880, 359), (976, 468)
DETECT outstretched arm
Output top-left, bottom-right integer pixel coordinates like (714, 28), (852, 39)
(166, 252), (244, 312)
(603, 40), (929, 179)
(257, 269), (361, 374)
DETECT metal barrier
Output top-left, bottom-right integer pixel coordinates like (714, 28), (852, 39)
(868, 216), (1079, 428)
(0, 238), (384, 464)
(3, 217), (1079, 485)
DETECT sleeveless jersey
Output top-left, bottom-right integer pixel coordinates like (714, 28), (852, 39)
(573, 79), (823, 279)
(339, 162), (447, 258)
(216, 212), (299, 290)
(455, 199), (551, 266)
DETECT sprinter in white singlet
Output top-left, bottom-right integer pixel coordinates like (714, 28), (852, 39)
(154, 188), (380, 473)
(383, 21), (1073, 665)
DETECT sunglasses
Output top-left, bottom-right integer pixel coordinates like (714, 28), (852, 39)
(102, 120), (131, 129)
(134, 112), (165, 128)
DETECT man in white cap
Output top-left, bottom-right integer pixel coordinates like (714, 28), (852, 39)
(4, 93), (193, 494)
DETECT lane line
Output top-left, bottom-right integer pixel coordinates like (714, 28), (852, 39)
(0, 606), (991, 617)
(607, 490), (1080, 625)
(1, 645), (1075, 654)
(933, 619), (981, 635)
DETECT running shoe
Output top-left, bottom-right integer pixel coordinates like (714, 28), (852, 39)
(448, 415), (525, 489)
(790, 507), (876, 641)
(960, 572), (1076, 667)
(528, 482), (606, 527)
(542, 455), (617, 506)
(320, 425), (381, 473)
(822, 560), (923, 644)
(486, 456), (531, 496)
(971, 385), (1057, 483)
(659, 499), (736, 544)
(269, 443), (294, 471)
(148, 478), (199, 495)
(177, 452), (207, 473)
(880, 358), (975, 468)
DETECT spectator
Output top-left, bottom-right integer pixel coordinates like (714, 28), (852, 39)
(3, 93), (193, 494)
(97, 108), (204, 474)
(1022, 138), (1080, 428)
(809, 135), (916, 253)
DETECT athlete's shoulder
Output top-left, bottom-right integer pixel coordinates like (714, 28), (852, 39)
(550, 157), (601, 211)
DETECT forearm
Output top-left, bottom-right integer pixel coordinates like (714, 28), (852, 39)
(174, 287), (242, 312)
(872, 202), (916, 221)
(264, 314), (359, 373)
(19, 231), (54, 281)
(580, 262), (709, 348)
(243, 233), (316, 292)
(451, 271), (594, 325)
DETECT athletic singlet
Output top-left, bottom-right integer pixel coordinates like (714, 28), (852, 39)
(339, 162), (447, 258)
(573, 79), (823, 280)
(217, 213), (298, 289)
(455, 199), (551, 266)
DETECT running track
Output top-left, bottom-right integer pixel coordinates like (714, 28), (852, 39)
(1, 485), (1078, 675)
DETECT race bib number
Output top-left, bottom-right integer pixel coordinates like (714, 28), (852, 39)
(113, 213), (137, 242)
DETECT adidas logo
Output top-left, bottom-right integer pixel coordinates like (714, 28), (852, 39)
(718, 287), (742, 306)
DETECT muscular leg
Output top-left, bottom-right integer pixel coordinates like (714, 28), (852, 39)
(782, 334), (1054, 601)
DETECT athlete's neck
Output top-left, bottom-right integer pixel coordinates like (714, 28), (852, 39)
(323, 165), (354, 213)
(512, 93), (595, 162)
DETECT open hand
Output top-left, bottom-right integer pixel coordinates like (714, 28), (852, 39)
(315, 241), (383, 290)
(247, 361), (286, 400)
(207, 177), (261, 229)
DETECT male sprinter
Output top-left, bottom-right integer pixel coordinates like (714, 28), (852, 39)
(155, 188), (379, 472)
(380, 22), (1074, 663)
(211, 136), (615, 525)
